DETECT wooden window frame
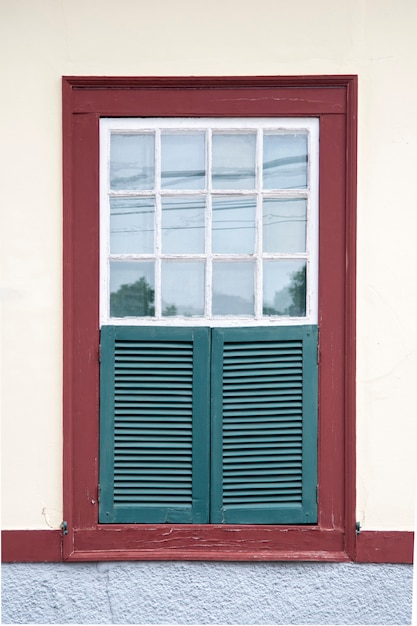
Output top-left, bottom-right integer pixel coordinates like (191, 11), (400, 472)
(100, 116), (319, 326)
(62, 75), (357, 561)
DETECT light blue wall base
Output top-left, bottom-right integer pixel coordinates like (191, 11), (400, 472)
(1, 562), (412, 624)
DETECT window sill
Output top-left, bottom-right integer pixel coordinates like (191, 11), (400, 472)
(64, 524), (347, 561)
(3, 528), (414, 563)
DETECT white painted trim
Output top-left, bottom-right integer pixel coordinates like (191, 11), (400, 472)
(100, 118), (319, 327)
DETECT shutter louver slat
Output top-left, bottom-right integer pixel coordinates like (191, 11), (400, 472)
(114, 336), (193, 511)
(99, 326), (210, 523)
(211, 326), (318, 524)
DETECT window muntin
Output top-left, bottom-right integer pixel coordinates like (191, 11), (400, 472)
(100, 118), (319, 326)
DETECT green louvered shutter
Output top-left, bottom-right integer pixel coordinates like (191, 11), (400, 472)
(210, 326), (318, 524)
(99, 326), (210, 523)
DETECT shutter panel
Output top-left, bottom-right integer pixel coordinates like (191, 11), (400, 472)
(210, 326), (318, 524)
(99, 326), (210, 523)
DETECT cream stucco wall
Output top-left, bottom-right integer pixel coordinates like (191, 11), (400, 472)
(1, 0), (416, 530)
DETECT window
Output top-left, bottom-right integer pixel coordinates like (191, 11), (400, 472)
(99, 118), (319, 525)
(63, 76), (357, 559)
(100, 118), (318, 325)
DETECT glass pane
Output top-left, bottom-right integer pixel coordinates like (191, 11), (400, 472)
(263, 198), (307, 253)
(161, 133), (206, 190)
(161, 261), (205, 316)
(110, 133), (154, 190)
(212, 196), (256, 254)
(110, 261), (155, 317)
(110, 197), (155, 254)
(212, 261), (254, 316)
(162, 197), (205, 254)
(263, 133), (307, 189)
(263, 260), (306, 317)
(212, 133), (256, 189)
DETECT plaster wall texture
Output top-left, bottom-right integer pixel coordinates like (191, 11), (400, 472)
(1, 0), (417, 530)
(1, 562), (413, 625)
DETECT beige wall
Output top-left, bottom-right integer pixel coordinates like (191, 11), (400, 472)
(1, 0), (416, 530)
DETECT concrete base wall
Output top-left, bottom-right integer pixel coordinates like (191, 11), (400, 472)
(1, 562), (412, 624)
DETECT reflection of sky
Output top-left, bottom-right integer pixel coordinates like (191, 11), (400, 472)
(212, 262), (254, 315)
(110, 197), (306, 256)
(108, 129), (310, 317)
(212, 261), (254, 299)
(212, 133), (256, 189)
(212, 197), (256, 254)
(263, 198), (306, 253)
(263, 260), (306, 303)
(110, 134), (154, 190)
(162, 198), (205, 253)
(263, 134), (307, 189)
(110, 131), (308, 192)
(110, 261), (154, 293)
(111, 197), (154, 253)
(161, 262), (205, 313)
(161, 133), (205, 190)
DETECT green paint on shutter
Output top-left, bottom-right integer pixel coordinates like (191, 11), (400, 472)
(99, 326), (210, 523)
(210, 326), (318, 524)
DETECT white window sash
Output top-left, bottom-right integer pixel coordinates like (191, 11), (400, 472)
(100, 117), (319, 327)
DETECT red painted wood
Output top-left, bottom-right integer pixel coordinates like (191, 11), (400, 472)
(63, 112), (101, 554)
(62, 76), (74, 560)
(71, 525), (345, 557)
(71, 87), (346, 117)
(64, 75), (356, 88)
(2, 531), (62, 562)
(317, 113), (346, 532)
(62, 75), (358, 561)
(343, 77), (358, 560)
(67, 551), (349, 562)
(65, 75), (350, 117)
(356, 531), (414, 564)
(2, 530), (413, 563)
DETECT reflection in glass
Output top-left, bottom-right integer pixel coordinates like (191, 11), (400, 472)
(212, 196), (256, 254)
(212, 133), (256, 189)
(162, 197), (205, 254)
(263, 133), (308, 189)
(212, 262), (254, 315)
(161, 133), (206, 190)
(263, 198), (306, 253)
(161, 262), (205, 316)
(263, 260), (306, 317)
(110, 197), (155, 254)
(110, 133), (154, 190)
(110, 261), (155, 317)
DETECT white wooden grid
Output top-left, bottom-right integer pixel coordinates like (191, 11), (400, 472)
(100, 118), (319, 327)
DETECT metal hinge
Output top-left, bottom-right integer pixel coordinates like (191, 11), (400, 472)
(97, 484), (101, 503)
(356, 521), (361, 535)
(60, 521), (68, 536)
(98, 345), (102, 362)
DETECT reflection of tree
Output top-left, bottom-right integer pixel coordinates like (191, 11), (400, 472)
(287, 265), (306, 316)
(263, 265), (306, 317)
(162, 304), (178, 317)
(111, 268), (307, 318)
(111, 277), (155, 317)
(110, 278), (180, 317)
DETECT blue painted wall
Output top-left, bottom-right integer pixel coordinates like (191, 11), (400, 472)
(2, 562), (412, 624)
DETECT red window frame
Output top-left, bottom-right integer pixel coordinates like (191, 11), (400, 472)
(62, 75), (357, 561)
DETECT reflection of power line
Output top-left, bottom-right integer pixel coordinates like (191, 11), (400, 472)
(111, 156), (307, 189)
(111, 206), (305, 216)
(111, 218), (306, 234)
